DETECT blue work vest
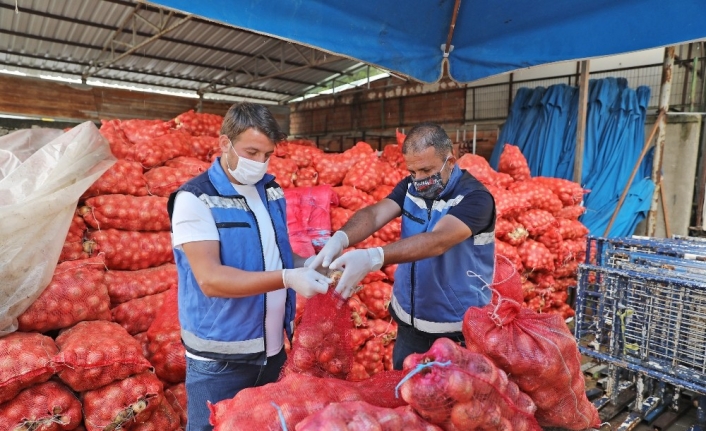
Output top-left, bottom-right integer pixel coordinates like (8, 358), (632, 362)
(390, 165), (495, 335)
(167, 159), (295, 363)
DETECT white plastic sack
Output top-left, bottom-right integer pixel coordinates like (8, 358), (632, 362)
(0, 128), (65, 180)
(0, 122), (115, 335)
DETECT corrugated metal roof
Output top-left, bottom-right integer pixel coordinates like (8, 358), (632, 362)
(0, 0), (366, 104)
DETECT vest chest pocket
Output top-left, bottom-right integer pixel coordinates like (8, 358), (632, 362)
(216, 222), (251, 229)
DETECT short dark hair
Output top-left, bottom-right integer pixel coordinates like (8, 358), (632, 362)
(401, 122), (453, 159)
(221, 102), (286, 143)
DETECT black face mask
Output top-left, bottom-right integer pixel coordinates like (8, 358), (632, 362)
(412, 156), (449, 199)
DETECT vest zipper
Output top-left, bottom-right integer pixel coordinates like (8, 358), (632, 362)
(264, 195), (290, 341)
(241, 199), (268, 361)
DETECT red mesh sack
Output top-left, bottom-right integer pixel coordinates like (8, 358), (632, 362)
(82, 159), (148, 198)
(82, 371), (164, 431)
(111, 290), (170, 335)
(128, 131), (194, 169)
(495, 240), (523, 273)
(485, 186), (529, 219)
(0, 332), (60, 404)
(268, 156), (298, 188)
(331, 207), (353, 231)
(457, 154), (500, 187)
(383, 264), (397, 282)
(495, 217), (528, 246)
(287, 144), (323, 168)
(298, 401), (441, 431)
(0, 380), (82, 431)
(463, 297), (600, 429)
(99, 119), (134, 160)
(66, 213), (86, 242)
(174, 110), (223, 137)
(314, 153), (348, 186)
(398, 338), (540, 431)
(516, 209), (556, 236)
(492, 255), (523, 303)
(370, 184), (395, 202)
(557, 218), (590, 239)
(284, 186), (337, 252)
(164, 156), (210, 175)
(189, 136), (220, 162)
(556, 205), (586, 220)
(144, 165), (197, 197)
(134, 332), (150, 359)
(146, 288), (186, 384)
(536, 228), (563, 254)
(343, 156), (384, 192)
(334, 186), (375, 211)
(165, 383), (187, 428)
(105, 264), (177, 304)
(358, 281), (392, 319)
(17, 257), (110, 332)
(120, 119), (173, 145)
(381, 142), (406, 168)
(531, 176), (587, 206)
(80, 195), (170, 232)
(59, 215), (89, 262)
(282, 275), (353, 379)
(132, 398), (181, 431)
(517, 239), (555, 272)
(498, 144), (531, 181)
(373, 217), (401, 243)
(382, 166), (409, 187)
(54, 320), (152, 392)
(87, 229), (174, 270)
(293, 166), (319, 187)
(508, 180), (563, 215)
(209, 371), (407, 430)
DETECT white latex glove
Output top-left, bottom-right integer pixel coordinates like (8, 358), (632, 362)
(329, 247), (384, 299)
(307, 231), (349, 270)
(282, 268), (331, 298)
(304, 255), (327, 275)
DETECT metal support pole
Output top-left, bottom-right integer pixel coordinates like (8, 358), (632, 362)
(647, 46), (675, 237)
(574, 60), (590, 184)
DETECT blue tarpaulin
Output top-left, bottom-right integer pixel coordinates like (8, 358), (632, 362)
(491, 78), (653, 237)
(147, 0), (706, 84)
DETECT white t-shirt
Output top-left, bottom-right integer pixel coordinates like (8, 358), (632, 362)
(171, 184), (286, 359)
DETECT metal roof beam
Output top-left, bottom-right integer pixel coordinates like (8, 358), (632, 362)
(82, 6), (192, 81)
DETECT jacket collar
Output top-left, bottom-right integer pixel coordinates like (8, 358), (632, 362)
(207, 157), (275, 197)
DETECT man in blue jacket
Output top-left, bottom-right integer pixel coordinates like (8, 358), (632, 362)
(168, 102), (330, 431)
(309, 122), (496, 370)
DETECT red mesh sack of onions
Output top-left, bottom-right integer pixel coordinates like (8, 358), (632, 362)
(53, 320), (152, 392)
(164, 156), (210, 175)
(174, 110), (223, 137)
(331, 207), (354, 231)
(59, 214), (89, 263)
(209, 371), (406, 431)
(380, 142), (406, 168)
(343, 156), (384, 192)
(99, 119), (134, 160)
(0, 332), (61, 404)
(105, 264), (177, 304)
(111, 290), (170, 335)
(485, 186), (529, 219)
(144, 165), (196, 197)
(517, 239), (555, 272)
(131, 398), (181, 431)
(495, 240), (524, 273)
(17, 257), (110, 332)
(507, 180), (563, 215)
(334, 186), (375, 211)
(382, 165), (410, 187)
(531, 176), (587, 206)
(120, 119), (173, 145)
(287, 144), (323, 168)
(373, 217), (401, 243)
(463, 287), (600, 429)
(146, 288), (186, 384)
(370, 185), (394, 202)
(267, 156), (298, 188)
(495, 217), (528, 246)
(128, 131), (195, 169)
(556, 205), (586, 220)
(0, 380), (82, 431)
(515, 209), (556, 236)
(314, 153), (348, 186)
(398, 337), (540, 431)
(498, 144), (531, 181)
(80, 195), (170, 232)
(457, 153), (501, 187)
(87, 229), (174, 270)
(358, 281), (393, 319)
(293, 166), (319, 187)
(297, 401), (441, 431)
(81, 370), (164, 431)
(557, 218), (590, 240)
(188, 136), (220, 162)
(282, 273), (353, 379)
(165, 383), (187, 428)
(82, 160), (148, 199)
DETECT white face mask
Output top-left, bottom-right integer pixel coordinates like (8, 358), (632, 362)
(225, 141), (269, 185)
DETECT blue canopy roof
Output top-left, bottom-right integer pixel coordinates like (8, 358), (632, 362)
(148, 0), (706, 83)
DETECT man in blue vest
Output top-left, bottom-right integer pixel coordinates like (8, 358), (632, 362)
(167, 102), (330, 431)
(309, 122), (496, 370)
